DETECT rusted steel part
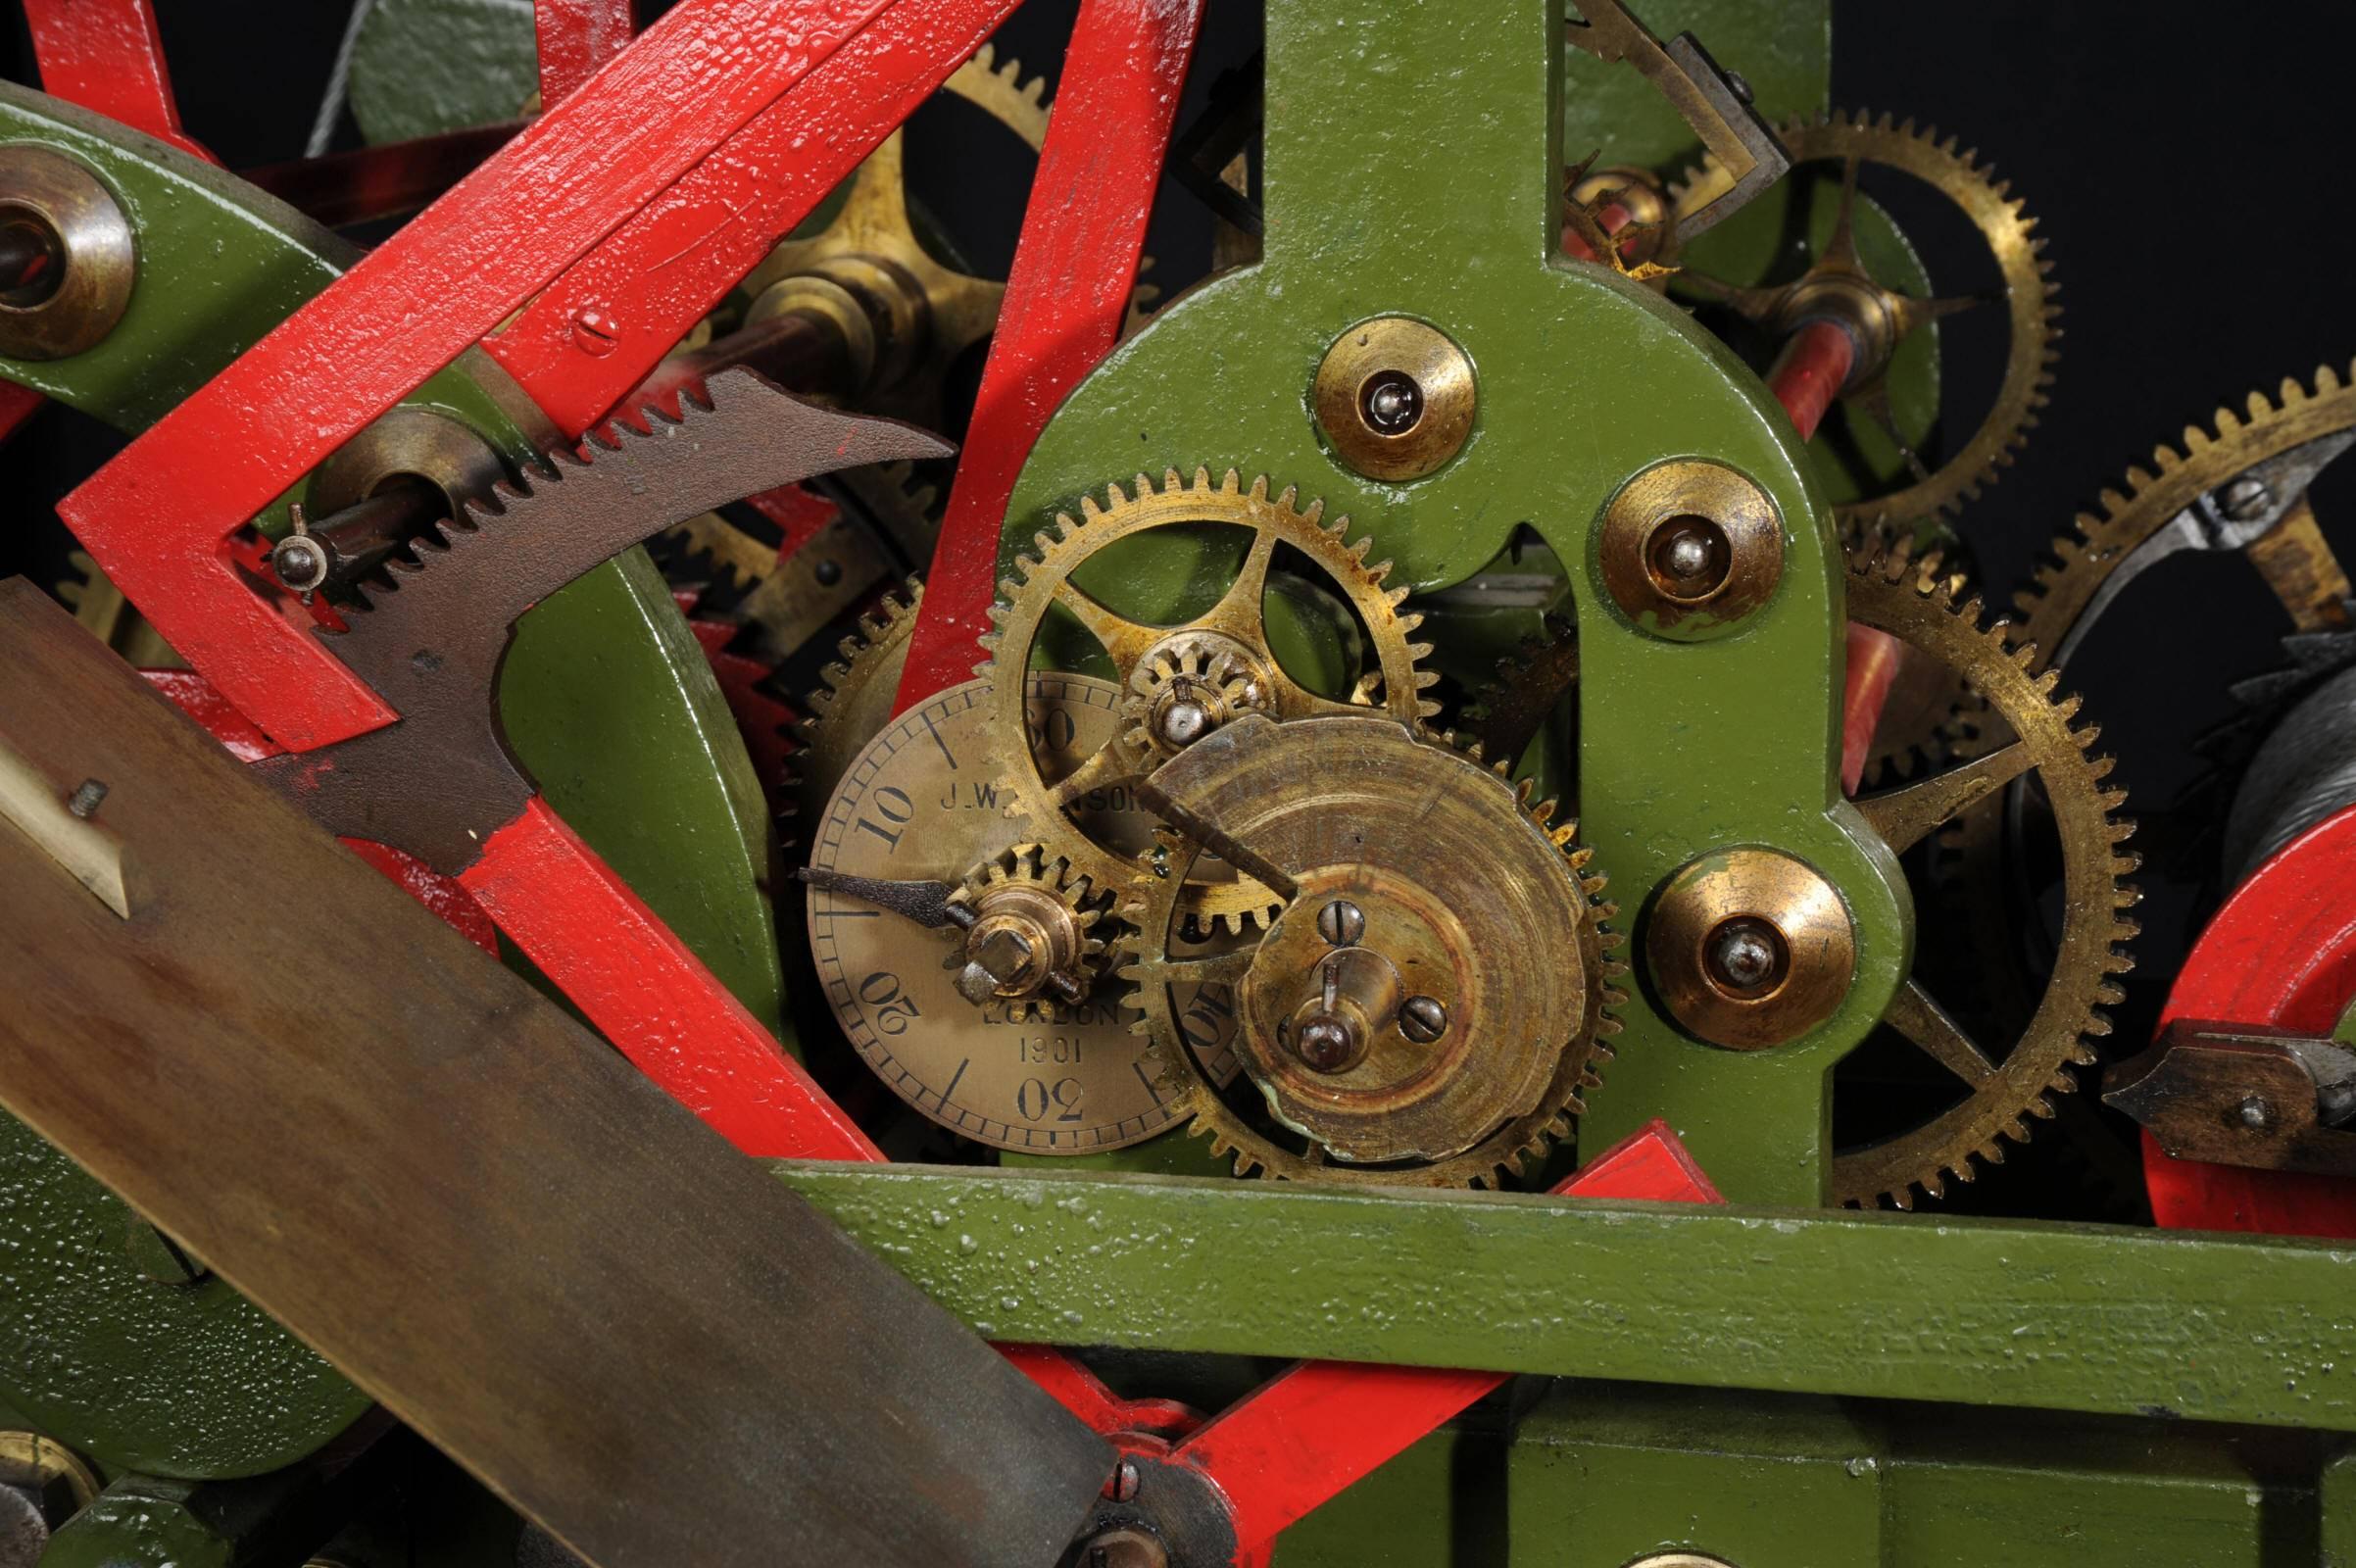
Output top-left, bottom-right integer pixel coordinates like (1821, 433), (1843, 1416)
(893, 0), (1208, 712)
(2147, 803), (2356, 1238)
(537, 0), (639, 105)
(58, 0), (902, 753)
(21, 0), (212, 161)
(0, 580), (1113, 1568)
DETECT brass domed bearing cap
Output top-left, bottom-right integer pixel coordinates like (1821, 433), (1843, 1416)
(1597, 459), (1785, 639)
(1647, 847), (1855, 1050)
(0, 144), (135, 362)
(1311, 317), (1475, 481)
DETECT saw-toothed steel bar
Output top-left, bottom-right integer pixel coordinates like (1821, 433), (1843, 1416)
(254, 368), (945, 874)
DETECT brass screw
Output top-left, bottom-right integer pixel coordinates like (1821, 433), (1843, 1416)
(1079, 1527), (1167, 1568)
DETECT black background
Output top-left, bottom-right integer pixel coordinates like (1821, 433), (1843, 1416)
(3, 1), (2353, 1206)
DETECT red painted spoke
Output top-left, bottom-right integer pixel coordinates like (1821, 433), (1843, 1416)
(489, 0), (1025, 434)
(58, 0), (902, 754)
(893, 0), (1206, 713)
(23, 0), (213, 162)
(536, 0), (640, 105)
(1173, 1125), (1722, 1553)
(460, 799), (882, 1160)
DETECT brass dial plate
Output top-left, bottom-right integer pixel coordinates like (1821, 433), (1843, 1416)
(808, 674), (1238, 1151)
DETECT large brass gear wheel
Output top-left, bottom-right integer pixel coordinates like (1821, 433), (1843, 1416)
(1677, 109), (2059, 526)
(2016, 359), (2356, 657)
(1118, 712), (1618, 1188)
(1839, 555), (2140, 1208)
(980, 466), (1440, 930)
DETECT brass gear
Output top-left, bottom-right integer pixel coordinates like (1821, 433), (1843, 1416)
(948, 843), (1113, 1025)
(1838, 554), (2139, 1209)
(2015, 360), (2356, 658)
(1117, 713), (1619, 1188)
(798, 577), (922, 822)
(980, 466), (1440, 931)
(1677, 109), (2059, 526)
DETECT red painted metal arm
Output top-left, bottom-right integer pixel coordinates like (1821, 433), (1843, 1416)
(1757, 317), (1902, 798)
(22, 0), (213, 161)
(487, 0), (1026, 435)
(1170, 1124), (1722, 1557)
(537, 0), (639, 106)
(459, 799), (882, 1160)
(57, 0), (899, 754)
(892, 0), (1207, 712)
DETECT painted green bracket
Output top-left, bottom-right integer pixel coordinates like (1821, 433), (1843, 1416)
(775, 1160), (2356, 1434)
(1004, 0), (1904, 1202)
(0, 86), (781, 1476)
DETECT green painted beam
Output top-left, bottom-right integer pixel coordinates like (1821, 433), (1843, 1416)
(774, 1161), (2356, 1433)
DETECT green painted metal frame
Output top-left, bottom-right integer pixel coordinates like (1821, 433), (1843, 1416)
(999, 0), (1903, 1202)
(777, 1160), (2356, 1435)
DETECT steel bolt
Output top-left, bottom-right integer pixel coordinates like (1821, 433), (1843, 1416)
(272, 535), (328, 592)
(1399, 994), (1449, 1043)
(2221, 475), (2275, 523)
(1315, 899), (1366, 948)
(1153, 690), (1214, 750)
(1645, 514), (1733, 600)
(1295, 1014), (1363, 1073)
(1704, 915), (1788, 998)
(1358, 369), (1424, 435)
(64, 779), (107, 819)
(2235, 1094), (2277, 1132)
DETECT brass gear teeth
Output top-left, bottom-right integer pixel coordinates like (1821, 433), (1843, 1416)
(795, 577), (924, 825)
(1786, 108), (2060, 525)
(2014, 359), (2356, 662)
(952, 842), (1115, 1024)
(1115, 744), (1621, 1191)
(976, 466), (1442, 936)
(946, 43), (1052, 147)
(1838, 552), (2139, 1210)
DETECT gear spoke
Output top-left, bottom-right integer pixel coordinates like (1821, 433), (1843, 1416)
(1043, 742), (1133, 813)
(1885, 978), (1997, 1084)
(1889, 287), (2000, 339)
(1822, 154), (1864, 271)
(2243, 492), (2355, 631)
(1851, 383), (1937, 485)
(1050, 577), (1165, 668)
(1670, 267), (1782, 324)
(1203, 524), (1280, 629)
(1853, 739), (2035, 856)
